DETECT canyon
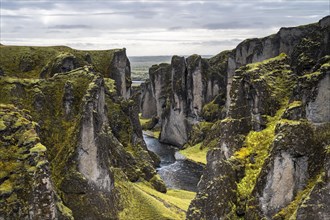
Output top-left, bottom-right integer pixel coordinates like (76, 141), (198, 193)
(0, 16), (329, 219)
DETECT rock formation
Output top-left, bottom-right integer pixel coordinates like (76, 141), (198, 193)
(186, 16), (330, 219)
(0, 46), (165, 219)
(140, 53), (228, 147)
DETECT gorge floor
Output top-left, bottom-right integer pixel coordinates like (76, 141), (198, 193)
(143, 133), (204, 192)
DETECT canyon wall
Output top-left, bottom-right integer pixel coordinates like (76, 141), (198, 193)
(187, 16), (330, 219)
(140, 52), (228, 147)
(0, 46), (164, 219)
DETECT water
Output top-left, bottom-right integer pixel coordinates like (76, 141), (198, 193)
(143, 133), (203, 192)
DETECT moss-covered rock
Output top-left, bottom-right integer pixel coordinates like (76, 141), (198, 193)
(0, 62), (164, 218)
(0, 104), (72, 219)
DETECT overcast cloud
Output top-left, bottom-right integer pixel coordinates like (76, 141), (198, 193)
(0, 0), (329, 56)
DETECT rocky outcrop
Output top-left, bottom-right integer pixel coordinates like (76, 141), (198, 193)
(0, 104), (71, 219)
(149, 63), (171, 119)
(77, 77), (113, 191)
(305, 72), (330, 124)
(140, 80), (157, 118)
(225, 15), (330, 113)
(141, 53), (228, 147)
(0, 49), (164, 219)
(0, 45), (132, 99)
(187, 16), (330, 218)
(295, 145), (330, 220)
(109, 49), (132, 98)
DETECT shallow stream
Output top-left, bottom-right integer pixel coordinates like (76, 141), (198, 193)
(143, 133), (203, 192)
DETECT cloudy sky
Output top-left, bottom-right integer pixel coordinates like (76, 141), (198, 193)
(0, 0), (329, 56)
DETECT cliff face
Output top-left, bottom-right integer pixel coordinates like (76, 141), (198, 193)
(186, 16), (330, 219)
(0, 46), (165, 219)
(141, 53), (228, 147)
(0, 104), (65, 219)
(0, 46), (131, 98)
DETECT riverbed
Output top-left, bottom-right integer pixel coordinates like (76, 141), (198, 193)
(143, 133), (203, 192)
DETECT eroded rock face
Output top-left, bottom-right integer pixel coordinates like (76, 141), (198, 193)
(225, 16), (329, 113)
(140, 81), (157, 118)
(0, 59), (163, 219)
(62, 82), (74, 117)
(187, 149), (238, 219)
(188, 17), (330, 219)
(295, 151), (330, 220)
(0, 104), (69, 220)
(141, 53), (228, 147)
(306, 73), (330, 123)
(149, 63), (171, 119)
(78, 78), (113, 191)
(110, 49), (132, 99)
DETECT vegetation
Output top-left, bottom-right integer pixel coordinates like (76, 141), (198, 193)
(116, 169), (195, 220)
(0, 45), (121, 78)
(235, 106), (286, 198)
(180, 143), (208, 164)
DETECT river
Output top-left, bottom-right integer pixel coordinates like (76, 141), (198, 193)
(143, 133), (204, 192)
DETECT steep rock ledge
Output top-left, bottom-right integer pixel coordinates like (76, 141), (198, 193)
(187, 16), (330, 220)
(141, 52), (228, 147)
(0, 60), (164, 218)
(225, 16), (330, 112)
(0, 45), (131, 99)
(0, 104), (71, 219)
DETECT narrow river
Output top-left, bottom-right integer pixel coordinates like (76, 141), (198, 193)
(143, 133), (203, 192)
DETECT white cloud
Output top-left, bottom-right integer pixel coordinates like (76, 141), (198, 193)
(0, 0), (329, 55)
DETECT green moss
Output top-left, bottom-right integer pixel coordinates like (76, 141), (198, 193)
(278, 119), (302, 126)
(202, 101), (221, 122)
(188, 122), (213, 146)
(287, 101), (302, 110)
(179, 143), (208, 164)
(326, 145), (330, 154)
(139, 114), (152, 127)
(0, 120), (6, 131)
(0, 179), (13, 195)
(243, 53), (295, 104)
(12, 117), (30, 129)
(235, 106), (287, 199)
(117, 168), (195, 220)
(144, 129), (161, 139)
(56, 201), (74, 220)
(247, 53), (287, 71)
(36, 160), (48, 168)
(0, 45), (121, 78)
(30, 143), (47, 153)
(20, 129), (39, 145)
(104, 78), (116, 93)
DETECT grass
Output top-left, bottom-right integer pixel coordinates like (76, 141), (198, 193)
(139, 115), (151, 127)
(118, 179), (189, 219)
(115, 165), (196, 220)
(179, 143), (208, 164)
(144, 130), (161, 139)
(136, 182), (196, 211)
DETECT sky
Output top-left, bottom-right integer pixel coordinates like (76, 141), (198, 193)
(0, 0), (329, 56)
